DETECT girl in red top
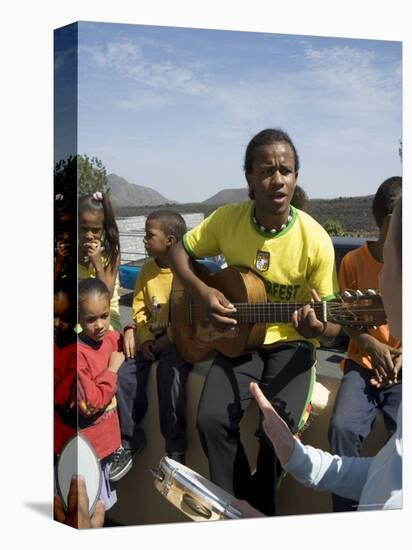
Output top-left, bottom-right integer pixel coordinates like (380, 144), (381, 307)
(76, 278), (125, 510)
(54, 278), (125, 512)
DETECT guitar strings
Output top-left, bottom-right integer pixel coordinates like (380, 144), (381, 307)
(187, 302), (385, 323)
(188, 304), (384, 313)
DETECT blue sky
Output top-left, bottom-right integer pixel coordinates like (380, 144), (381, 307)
(57, 21), (402, 203)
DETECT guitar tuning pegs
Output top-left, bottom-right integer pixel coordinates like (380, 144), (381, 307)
(344, 290), (352, 297)
(366, 289), (376, 295)
(355, 289), (363, 296)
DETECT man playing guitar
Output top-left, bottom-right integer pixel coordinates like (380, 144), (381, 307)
(168, 128), (341, 515)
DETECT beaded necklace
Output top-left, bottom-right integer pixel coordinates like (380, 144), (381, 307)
(253, 208), (292, 234)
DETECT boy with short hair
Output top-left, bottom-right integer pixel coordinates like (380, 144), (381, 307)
(328, 176), (402, 512)
(108, 210), (192, 482)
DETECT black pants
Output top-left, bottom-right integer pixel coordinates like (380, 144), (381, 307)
(328, 359), (402, 512)
(117, 344), (192, 454)
(116, 356), (150, 451)
(156, 345), (192, 454)
(196, 340), (315, 516)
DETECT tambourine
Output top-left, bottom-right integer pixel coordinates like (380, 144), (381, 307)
(151, 457), (242, 521)
(56, 433), (102, 515)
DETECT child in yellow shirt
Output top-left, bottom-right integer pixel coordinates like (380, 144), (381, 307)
(108, 210), (191, 481)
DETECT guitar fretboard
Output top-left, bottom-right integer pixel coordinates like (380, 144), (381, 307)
(234, 302), (329, 323)
(190, 302), (328, 324)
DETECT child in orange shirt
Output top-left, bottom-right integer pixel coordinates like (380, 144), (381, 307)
(328, 177), (402, 513)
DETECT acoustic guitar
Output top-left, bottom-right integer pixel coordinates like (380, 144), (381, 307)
(156, 262), (387, 363)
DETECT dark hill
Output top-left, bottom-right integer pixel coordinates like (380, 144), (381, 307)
(107, 174), (174, 207)
(112, 175), (377, 237)
(306, 195), (375, 236)
(115, 195), (376, 237)
(203, 188), (249, 204)
(202, 187), (376, 236)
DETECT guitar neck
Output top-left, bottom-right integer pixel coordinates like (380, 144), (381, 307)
(190, 301), (328, 324)
(232, 302), (328, 323)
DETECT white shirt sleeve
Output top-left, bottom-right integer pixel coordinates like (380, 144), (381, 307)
(284, 439), (372, 502)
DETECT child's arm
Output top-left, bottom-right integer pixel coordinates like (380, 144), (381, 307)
(132, 268), (156, 359)
(77, 352), (120, 417)
(123, 322), (137, 359)
(85, 243), (120, 299)
(108, 350), (126, 374)
(344, 328), (401, 386)
(338, 252), (401, 386)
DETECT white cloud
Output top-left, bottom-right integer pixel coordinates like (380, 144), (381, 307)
(80, 40), (208, 99)
(113, 91), (170, 111)
(201, 42), (401, 151)
(78, 37), (402, 200)
(300, 44), (401, 115)
(80, 38), (401, 134)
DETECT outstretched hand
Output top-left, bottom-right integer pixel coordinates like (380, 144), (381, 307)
(54, 476), (105, 529)
(249, 382), (296, 466)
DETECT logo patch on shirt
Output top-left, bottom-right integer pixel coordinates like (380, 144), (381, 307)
(255, 250), (270, 272)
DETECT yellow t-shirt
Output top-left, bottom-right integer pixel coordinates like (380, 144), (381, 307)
(132, 258), (173, 346)
(183, 202), (339, 346)
(78, 259), (121, 331)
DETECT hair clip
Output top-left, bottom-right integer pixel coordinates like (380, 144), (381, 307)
(92, 191), (103, 201)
